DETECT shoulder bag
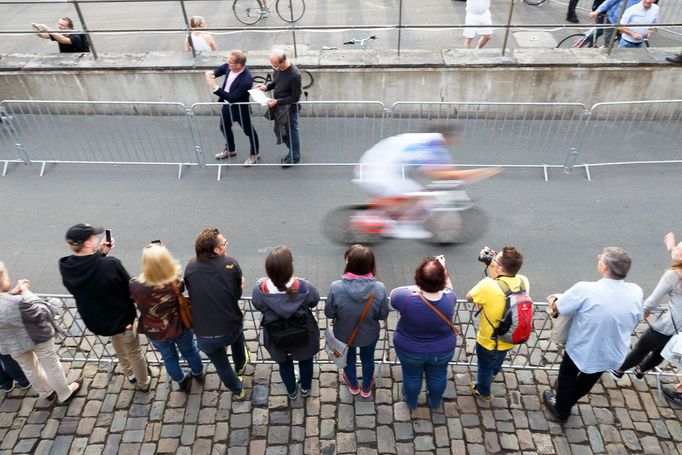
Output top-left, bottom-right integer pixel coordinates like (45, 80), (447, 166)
(417, 292), (460, 335)
(172, 281), (192, 329)
(546, 293), (572, 346)
(324, 291), (375, 368)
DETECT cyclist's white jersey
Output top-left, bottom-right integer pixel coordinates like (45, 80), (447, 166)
(354, 133), (453, 197)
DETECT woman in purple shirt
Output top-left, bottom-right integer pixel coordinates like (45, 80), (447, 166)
(390, 256), (457, 410)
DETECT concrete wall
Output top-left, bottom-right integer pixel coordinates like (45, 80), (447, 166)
(1, 49), (682, 108)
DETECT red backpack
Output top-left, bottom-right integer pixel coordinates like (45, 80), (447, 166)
(482, 278), (534, 347)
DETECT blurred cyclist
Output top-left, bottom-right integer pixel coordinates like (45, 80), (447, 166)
(353, 124), (501, 239)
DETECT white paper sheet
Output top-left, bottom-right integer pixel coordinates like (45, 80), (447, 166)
(249, 89), (270, 106)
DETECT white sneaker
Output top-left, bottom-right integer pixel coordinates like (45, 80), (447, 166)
(243, 155), (259, 167)
(386, 222), (432, 239)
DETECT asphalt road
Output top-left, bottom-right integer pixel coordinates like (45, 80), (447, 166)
(1, 157), (680, 303)
(1, 0), (681, 54)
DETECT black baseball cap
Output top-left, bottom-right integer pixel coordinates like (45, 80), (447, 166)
(66, 223), (104, 245)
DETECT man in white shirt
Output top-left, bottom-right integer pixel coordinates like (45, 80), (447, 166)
(543, 247), (643, 422)
(618, 0), (659, 48)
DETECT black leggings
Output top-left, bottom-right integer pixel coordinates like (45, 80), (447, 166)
(619, 327), (672, 373)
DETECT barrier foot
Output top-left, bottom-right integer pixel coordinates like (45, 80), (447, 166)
(177, 164), (183, 180)
(543, 164), (549, 182)
(583, 164), (592, 181)
(39, 161), (47, 177)
(2, 161), (8, 177)
(217, 164), (223, 182)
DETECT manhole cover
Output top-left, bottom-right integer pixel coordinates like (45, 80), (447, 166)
(513, 31), (558, 48)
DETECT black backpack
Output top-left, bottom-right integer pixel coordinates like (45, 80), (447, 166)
(261, 279), (311, 348)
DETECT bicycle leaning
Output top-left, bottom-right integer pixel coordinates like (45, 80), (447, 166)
(233, 0), (305, 25)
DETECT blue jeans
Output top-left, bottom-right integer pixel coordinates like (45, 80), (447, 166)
(278, 356), (314, 395)
(0, 353), (29, 389)
(150, 329), (204, 382)
(619, 38), (643, 48)
(343, 338), (378, 390)
(196, 330), (246, 393)
(284, 108), (300, 162)
(475, 342), (509, 397)
(396, 348), (454, 410)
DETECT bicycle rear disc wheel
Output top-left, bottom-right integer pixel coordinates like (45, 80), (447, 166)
(422, 206), (488, 245)
(556, 33), (586, 48)
(276, 0), (305, 22)
(233, 0), (263, 25)
(321, 205), (384, 245)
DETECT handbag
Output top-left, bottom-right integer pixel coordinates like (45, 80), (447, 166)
(324, 291), (375, 368)
(546, 294), (572, 346)
(661, 315), (682, 369)
(417, 292), (460, 335)
(172, 281), (192, 329)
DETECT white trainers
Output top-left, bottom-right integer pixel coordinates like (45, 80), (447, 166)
(386, 222), (432, 239)
(243, 155), (259, 167)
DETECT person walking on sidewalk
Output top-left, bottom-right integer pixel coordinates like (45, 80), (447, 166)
(184, 228), (249, 399)
(543, 247), (642, 422)
(59, 223), (151, 391)
(326, 245), (388, 399)
(129, 244), (205, 393)
(207, 50), (261, 166)
(255, 49), (302, 168)
(0, 262), (83, 404)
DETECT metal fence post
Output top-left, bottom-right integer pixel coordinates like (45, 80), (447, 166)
(397, 0), (404, 55)
(501, 0), (516, 57)
(186, 106), (205, 169)
(179, 0), (196, 58)
(73, 0), (98, 60)
(0, 103), (30, 166)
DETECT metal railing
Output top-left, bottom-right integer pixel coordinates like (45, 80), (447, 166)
(0, 0), (680, 58)
(1, 98), (680, 180)
(45, 293), (680, 392)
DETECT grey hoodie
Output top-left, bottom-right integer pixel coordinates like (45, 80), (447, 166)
(325, 278), (389, 347)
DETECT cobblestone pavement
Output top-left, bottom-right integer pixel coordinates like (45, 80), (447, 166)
(1, 355), (681, 455)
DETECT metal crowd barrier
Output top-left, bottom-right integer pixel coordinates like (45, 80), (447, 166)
(2, 99), (681, 180)
(45, 294), (679, 389)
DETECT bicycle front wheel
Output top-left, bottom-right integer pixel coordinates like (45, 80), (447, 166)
(276, 0), (305, 22)
(522, 0), (547, 5)
(556, 33), (586, 48)
(233, 0), (264, 25)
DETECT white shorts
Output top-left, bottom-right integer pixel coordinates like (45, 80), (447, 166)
(463, 10), (493, 38)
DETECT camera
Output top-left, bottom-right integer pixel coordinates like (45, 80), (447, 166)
(478, 246), (496, 266)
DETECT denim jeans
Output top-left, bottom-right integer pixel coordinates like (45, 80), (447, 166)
(619, 38), (643, 48)
(343, 338), (378, 390)
(475, 342), (509, 397)
(0, 353), (29, 389)
(196, 330), (246, 393)
(278, 356), (314, 395)
(284, 108), (300, 162)
(150, 329), (204, 382)
(396, 348), (454, 410)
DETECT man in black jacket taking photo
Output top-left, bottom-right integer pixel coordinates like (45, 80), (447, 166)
(59, 223), (150, 391)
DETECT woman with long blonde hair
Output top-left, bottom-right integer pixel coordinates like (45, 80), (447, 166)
(129, 244), (204, 392)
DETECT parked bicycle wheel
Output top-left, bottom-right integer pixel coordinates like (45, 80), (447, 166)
(522, 0), (547, 5)
(234, 0), (265, 25)
(276, 0), (305, 22)
(556, 33), (589, 48)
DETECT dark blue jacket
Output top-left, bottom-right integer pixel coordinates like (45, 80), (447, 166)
(212, 64), (254, 121)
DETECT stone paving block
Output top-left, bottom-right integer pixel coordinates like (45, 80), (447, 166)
(89, 427), (108, 444)
(229, 428), (250, 447)
(639, 436), (664, 455)
(666, 419), (682, 441)
(463, 428), (483, 444)
(516, 429), (534, 450)
(586, 426), (604, 453)
(304, 437), (320, 455)
(394, 422), (414, 441)
(395, 442), (415, 455)
(533, 433), (555, 454)
(483, 432), (501, 453)
(450, 440), (466, 455)
(465, 443), (486, 455)
(605, 443), (628, 455)
(13, 438), (37, 454)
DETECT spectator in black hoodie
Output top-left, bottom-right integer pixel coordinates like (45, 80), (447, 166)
(59, 224), (150, 391)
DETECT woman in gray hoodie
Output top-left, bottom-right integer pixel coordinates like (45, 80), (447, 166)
(325, 245), (389, 398)
(252, 247), (320, 400)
